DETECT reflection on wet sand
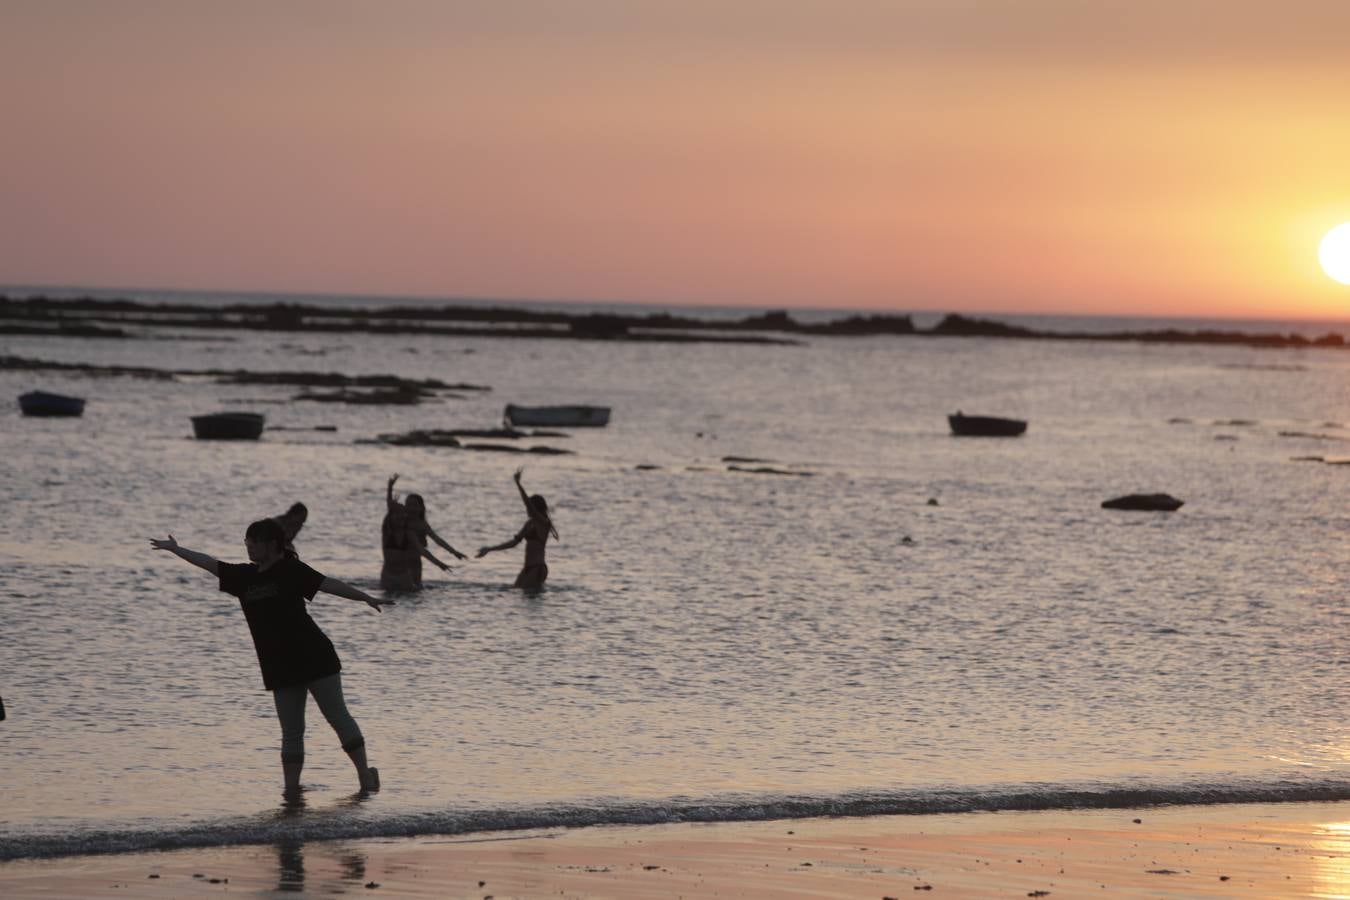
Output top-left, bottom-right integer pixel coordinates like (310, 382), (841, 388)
(1312, 820), (1350, 898)
(275, 839), (304, 893)
(270, 789), (372, 893)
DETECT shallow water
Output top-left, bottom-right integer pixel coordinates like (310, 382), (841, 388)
(4, 315), (1350, 858)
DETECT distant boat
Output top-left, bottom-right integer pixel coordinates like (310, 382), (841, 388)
(191, 411), (266, 440)
(504, 404), (611, 428)
(1101, 493), (1184, 512)
(948, 411), (1027, 437)
(18, 391), (86, 417)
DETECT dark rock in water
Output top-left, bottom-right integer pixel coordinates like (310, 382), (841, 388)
(635, 464), (662, 470)
(722, 455), (773, 463)
(0, 322), (127, 338)
(931, 314), (1037, 338)
(368, 430), (573, 454)
(219, 369), (475, 391)
(727, 465), (814, 477)
(926, 498), (939, 506)
(293, 386), (429, 405)
(1279, 430), (1349, 442)
(1101, 493), (1184, 512)
(432, 427), (567, 439)
(373, 430), (462, 447)
(461, 443), (574, 455)
(570, 313), (629, 337)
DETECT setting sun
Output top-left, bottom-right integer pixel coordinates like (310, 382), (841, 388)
(1319, 223), (1350, 285)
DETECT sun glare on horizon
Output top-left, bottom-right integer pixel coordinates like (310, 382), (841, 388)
(1319, 223), (1350, 285)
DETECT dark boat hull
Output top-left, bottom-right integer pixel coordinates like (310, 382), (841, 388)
(191, 412), (265, 440)
(19, 391), (86, 417)
(504, 404), (611, 427)
(948, 413), (1026, 437)
(1101, 493), (1184, 512)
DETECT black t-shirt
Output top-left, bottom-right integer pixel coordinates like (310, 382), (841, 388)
(218, 557), (340, 690)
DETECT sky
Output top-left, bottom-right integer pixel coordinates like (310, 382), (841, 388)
(4, 1), (1350, 319)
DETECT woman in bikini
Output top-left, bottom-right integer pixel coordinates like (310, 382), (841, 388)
(476, 467), (557, 589)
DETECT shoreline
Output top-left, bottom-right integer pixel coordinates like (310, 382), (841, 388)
(5, 801), (1350, 898)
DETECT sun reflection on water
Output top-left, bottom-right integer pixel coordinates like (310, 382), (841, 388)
(1310, 820), (1350, 900)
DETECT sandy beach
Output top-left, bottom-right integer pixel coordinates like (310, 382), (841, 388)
(3, 802), (1349, 898)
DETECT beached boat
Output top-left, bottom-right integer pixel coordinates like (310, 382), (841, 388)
(191, 411), (266, 440)
(948, 411), (1027, 437)
(504, 404), (611, 428)
(18, 391), (86, 417)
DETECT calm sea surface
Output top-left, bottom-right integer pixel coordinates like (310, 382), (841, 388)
(4, 299), (1350, 859)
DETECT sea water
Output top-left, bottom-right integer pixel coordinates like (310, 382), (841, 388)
(3, 301), (1350, 859)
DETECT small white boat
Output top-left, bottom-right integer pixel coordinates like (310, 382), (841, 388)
(503, 404), (611, 428)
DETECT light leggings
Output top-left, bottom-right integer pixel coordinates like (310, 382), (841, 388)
(272, 673), (364, 764)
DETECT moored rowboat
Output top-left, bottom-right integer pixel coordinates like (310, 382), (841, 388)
(191, 411), (265, 440)
(18, 391), (86, 417)
(503, 404), (611, 428)
(948, 411), (1027, 437)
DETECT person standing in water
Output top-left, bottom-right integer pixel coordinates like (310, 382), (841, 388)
(380, 474), (466, 591)
(476, 467), (558, 589)
(150, 519), (388, 795)
(272, 502), (308, 558)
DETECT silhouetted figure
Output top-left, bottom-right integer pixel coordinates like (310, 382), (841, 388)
(150, 519), (388, 795)
(272, 502), (308, 557)
(477, 467), (558, 589)
(380, 474), (466, 591)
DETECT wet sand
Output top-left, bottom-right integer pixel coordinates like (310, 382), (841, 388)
(5, 802), (1350, 898)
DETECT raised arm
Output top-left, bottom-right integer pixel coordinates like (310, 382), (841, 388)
(319, 576), (393, 611)
(513, 467), (530, 512)
(386, 474), (400, 511)
(424, 524), (467, 560)
(150, 535), (220, 575)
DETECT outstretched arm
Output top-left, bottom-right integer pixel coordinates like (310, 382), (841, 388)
(477, 529), (524, 558)
(150, 535), (220, 575)
(319, 576), (393, 611)
(424, 525), (467, 560)
(419, 546), (451, 571)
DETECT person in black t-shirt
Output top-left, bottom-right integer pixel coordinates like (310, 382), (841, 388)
(151, 518), (391, 795)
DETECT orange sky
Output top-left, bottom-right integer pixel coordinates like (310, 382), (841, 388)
(4, 1), (1350, 318)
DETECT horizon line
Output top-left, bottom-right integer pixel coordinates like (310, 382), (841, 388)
(4, 281), (1349, 327)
